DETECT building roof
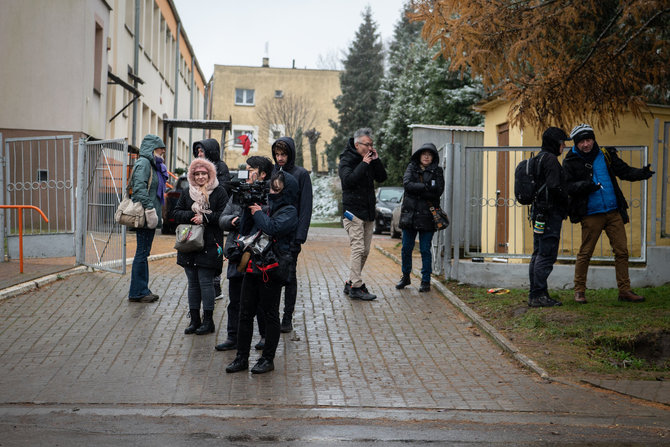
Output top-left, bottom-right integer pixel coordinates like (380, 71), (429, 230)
(409, 124), (484, 132)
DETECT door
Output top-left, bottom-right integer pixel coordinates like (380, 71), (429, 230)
(495, 124), (509, 254)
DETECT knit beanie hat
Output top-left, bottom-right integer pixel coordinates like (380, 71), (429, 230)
(570, 124), (596, 146)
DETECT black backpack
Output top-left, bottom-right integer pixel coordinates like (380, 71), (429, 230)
(514, 153), (546, 205)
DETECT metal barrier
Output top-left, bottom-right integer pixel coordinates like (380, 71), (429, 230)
(0, 205), (49, 273)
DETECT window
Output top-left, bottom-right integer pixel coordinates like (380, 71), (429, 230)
(231, 126), (258, 153)
(124, 0), (134, 34)
(268, 124), (285, 143)
(37, 169), (48, 182)
(93, 18), (104, 94)
(235, 88), (255, 105)
(274, 90), (284, 98)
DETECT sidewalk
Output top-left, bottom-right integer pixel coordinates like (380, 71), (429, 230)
(0, 228), (666, 432)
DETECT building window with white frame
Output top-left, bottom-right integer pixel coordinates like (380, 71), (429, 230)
(231, 126), (258, 152)
(268, 124), (285, 143)
(235, 88), (255, 106)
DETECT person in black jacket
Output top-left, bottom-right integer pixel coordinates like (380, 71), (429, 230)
(563, 124), (654, 304)
(395, 143), (445, 293)
(338, 128), (387, 301)
(215, 156), (274, 352)
(527, 127), (570, 307)
(271, 137), (313, 333)
(226, 171), (298, 374)
(172, 158), (227, 335)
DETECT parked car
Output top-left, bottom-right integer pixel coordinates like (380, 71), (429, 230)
(161, 174), (188, 234)
(390, 201), (402, 239)
(374, 186), (403, 234)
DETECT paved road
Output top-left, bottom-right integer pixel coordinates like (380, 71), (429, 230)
(0, 228), (667, 444)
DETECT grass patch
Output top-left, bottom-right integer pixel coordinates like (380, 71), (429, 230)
(445, 282), (670, 380)
(310, 221), (342, 228)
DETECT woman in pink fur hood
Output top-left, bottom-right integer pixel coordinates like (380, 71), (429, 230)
(172, 157), (229, 335)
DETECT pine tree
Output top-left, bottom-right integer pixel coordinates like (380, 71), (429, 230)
(377, 4), (484, 184)
(410, 0), (670, 131)
(326, 7), (384, 171)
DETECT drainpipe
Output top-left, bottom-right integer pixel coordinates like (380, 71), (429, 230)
(131, 0), (140, 147)
(189, 57), (194, 164)
(171, 21), (180, 172)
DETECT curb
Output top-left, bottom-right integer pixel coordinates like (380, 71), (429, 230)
(376, 244), (551, 382)
(0, 252), (177, 302)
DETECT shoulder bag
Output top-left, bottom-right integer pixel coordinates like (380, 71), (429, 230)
(174, 223), (205, 253)
(115, 164), (152, 228)
(428, 201), (449, 232)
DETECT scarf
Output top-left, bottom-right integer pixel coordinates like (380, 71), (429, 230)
(189, 182), (214, 217)
(154, 156), (168, 205)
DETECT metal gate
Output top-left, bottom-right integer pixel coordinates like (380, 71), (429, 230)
(75, 138), (129, 274)
(1, 135), (75, 260)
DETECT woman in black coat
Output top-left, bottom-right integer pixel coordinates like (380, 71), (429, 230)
(396, 143), (445, 292)
(172, 158), (227, 335)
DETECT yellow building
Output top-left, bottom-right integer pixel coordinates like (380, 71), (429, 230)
(208, 61), (341, 172)
(474, 98), (670, 257)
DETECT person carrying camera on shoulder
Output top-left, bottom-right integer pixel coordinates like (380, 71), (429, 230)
(226, 170), (298, 375)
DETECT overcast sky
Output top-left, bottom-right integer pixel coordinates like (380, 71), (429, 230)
(172, 0), (409, 79)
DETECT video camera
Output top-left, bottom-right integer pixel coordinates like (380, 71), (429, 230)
(226, 170), (268, 207)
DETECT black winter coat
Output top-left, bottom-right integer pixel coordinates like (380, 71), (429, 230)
(172, 186), (228, 274)
(338, 138), (387, 221)
(399, 147), (445, 232)
(563, 145), (650, 224)
(532, 149), (568, 219)
(219, 195), (244, 279)
(192, 139), (231, 193)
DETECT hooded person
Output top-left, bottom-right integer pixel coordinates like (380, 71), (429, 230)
(526, 127), (570, 308)
(395, 142), (445, 292)
(128, 134), (167, 303)
(563, 124), (654, 304)
(226, 170), (299, 375)
(172, 157), (228, 335)
(270, 136), (313, 333)
(193, 138), (231, 193)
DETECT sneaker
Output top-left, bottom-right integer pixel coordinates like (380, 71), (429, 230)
(254, 338), (265, 350)
(349, 286), (376, 301)
(128, 293), (159, 303)
(343, 281), (351, 295)
(528, 294), (562, 308)
(215, 338), (237, 351)
(225, 356), (248, 373)
(251, 357), (274, 374)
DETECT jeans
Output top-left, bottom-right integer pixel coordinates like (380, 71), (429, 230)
(575, 210), (630, 293)
(343, 217), (374, 288)
(401, 229), (435, 283)
(128, 228), (155, 298)
(529, 212), (562, 299)
(184, 266), (217, 311)
(237, 274), (282, 360)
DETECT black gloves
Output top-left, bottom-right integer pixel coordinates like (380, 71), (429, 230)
(642, 164), (655, 179)
(587, 182), (602, 193)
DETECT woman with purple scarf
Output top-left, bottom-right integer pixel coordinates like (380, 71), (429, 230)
(128, 134), (168, 303)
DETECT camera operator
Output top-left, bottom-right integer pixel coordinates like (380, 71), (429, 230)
(226, 170), (299, 374)
(215, 156), (273, 352)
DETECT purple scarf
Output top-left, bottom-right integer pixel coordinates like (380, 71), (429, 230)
(154, 156), (168, 205)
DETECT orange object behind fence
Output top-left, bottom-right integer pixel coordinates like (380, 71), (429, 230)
(0, 205), (49, 273)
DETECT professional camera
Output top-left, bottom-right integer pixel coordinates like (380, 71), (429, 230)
(226, 171), (268, 207)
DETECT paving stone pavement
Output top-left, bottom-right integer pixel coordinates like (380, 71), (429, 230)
(0, 228), (667, 429)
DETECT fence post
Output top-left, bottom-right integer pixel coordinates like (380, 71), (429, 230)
(74, 138), (87, 265)
(0, 132), (4, 262)
(451, 142), (463, 281)
(650, 119), (659, 246)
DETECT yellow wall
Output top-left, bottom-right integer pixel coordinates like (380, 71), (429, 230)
(477, 99), (670, 248)
(210, 65), (341, 172)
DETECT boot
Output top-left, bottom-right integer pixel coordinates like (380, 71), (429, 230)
(225, 355), (249, 373)
(618, 290), (645, 302)
(395, 274), (411, 290)
(349, 286), (376, 301)
(195, 309), (215, 335)
(184, 309), (201, 334)
(280, 314), (293, 333)
(251, 357), (275, 374)
(419, 281), (431, 292)
(528, 294), (562, 308)
(214, 338), (237, 351)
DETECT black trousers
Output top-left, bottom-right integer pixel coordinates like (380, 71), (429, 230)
(282, 249), (300, 318)
(236, 273), (281, 360)
(529, 211), (563, 299)
(226, 276), (265, 342)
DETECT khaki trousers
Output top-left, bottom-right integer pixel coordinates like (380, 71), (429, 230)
(343, 216), (374, 288)
(574, 210), (630, 293)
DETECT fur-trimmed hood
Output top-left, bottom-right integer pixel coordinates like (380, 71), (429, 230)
(187, 157), (219, 191)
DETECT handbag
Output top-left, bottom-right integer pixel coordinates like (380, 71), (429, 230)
(428, 202), (450, 231)
(115, 164), (152, 228)
(174, 224), (205, 252)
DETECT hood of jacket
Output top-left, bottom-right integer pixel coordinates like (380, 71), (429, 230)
(270, 171), (298, 212)
(272, 136), (296, 171)
(187, 157), (219, 190)
(410, 142), (440, 166)
(192, 138), (222, 162)
(541, 127), (569, 156)
(139, 134), (165, 164)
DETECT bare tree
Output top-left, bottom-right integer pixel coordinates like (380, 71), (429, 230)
(257, 94), (317, 167)
(304, 128), (321, 173)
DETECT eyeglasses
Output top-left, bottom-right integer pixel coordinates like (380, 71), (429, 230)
(356, 141), (373, 148)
